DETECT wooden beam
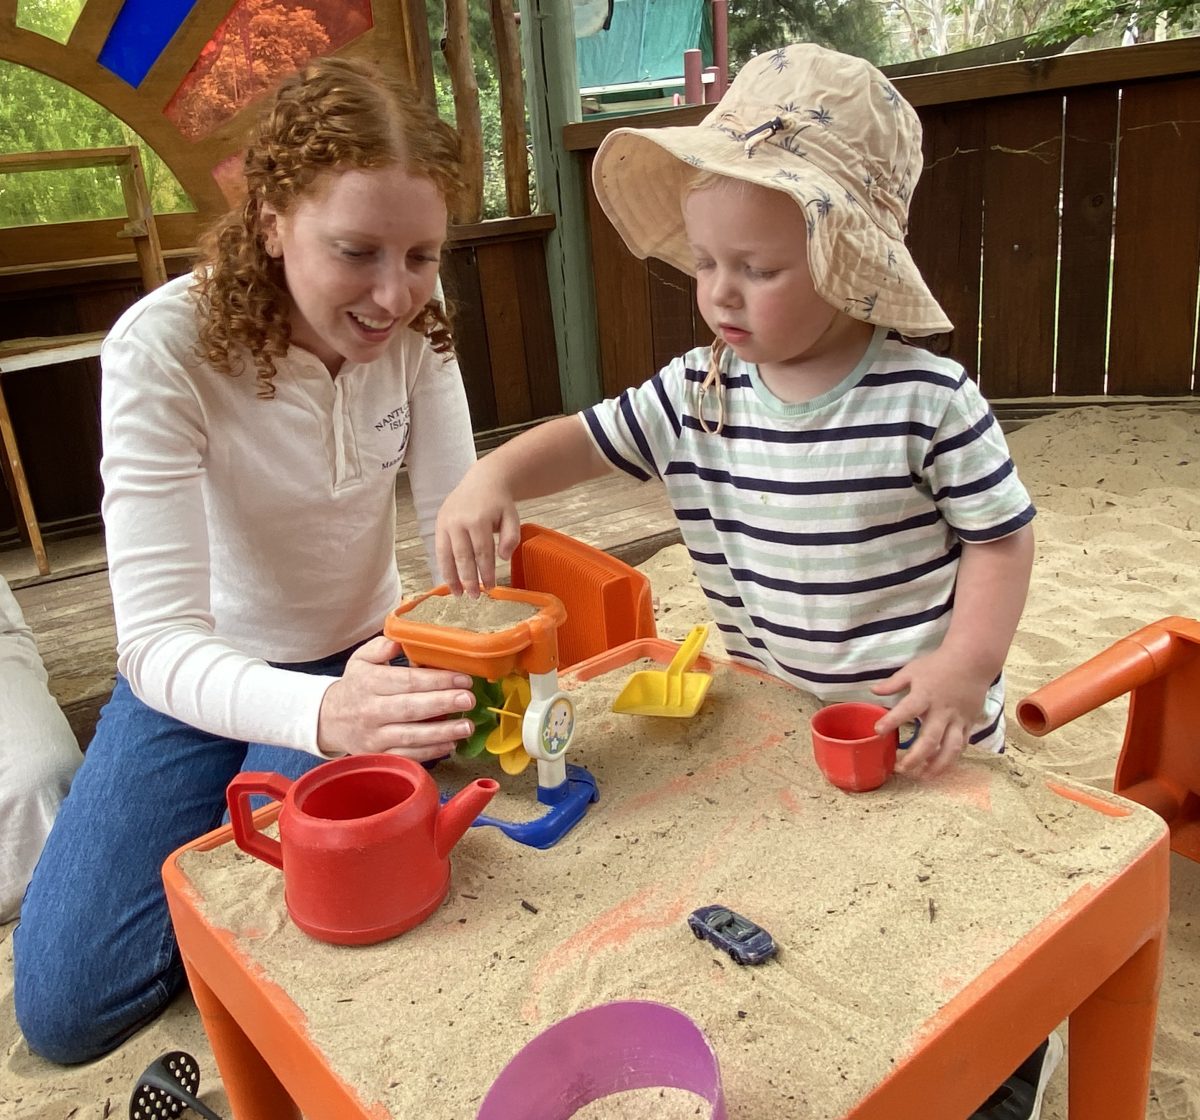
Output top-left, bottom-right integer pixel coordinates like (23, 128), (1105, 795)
(0, 146), (135, 173)
(489, 0), (531, 217)
(896, 36), (1200, 108)
(442, 0), (484, 223)
(66, 0), (125, 57)
(448, 213), (555, 246)
(520, 0), (601, 412)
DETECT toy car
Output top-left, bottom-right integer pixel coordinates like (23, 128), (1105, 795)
(687, 905), (776, 965)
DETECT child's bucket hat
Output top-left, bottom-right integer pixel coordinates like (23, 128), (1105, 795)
(592, 43), (952, 335)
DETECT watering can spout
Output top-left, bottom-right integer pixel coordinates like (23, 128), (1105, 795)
(435, 777), (500, 858)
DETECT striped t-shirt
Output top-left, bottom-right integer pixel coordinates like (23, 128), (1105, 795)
(581, 327), (1035, 753)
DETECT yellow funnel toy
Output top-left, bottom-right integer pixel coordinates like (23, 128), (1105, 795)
(612, 624), (712, 717)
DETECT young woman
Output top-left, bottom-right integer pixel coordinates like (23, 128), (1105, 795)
(15, 57), (482, 1063)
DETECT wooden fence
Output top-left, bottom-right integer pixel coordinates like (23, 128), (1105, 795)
(565, 37), (1200, 407)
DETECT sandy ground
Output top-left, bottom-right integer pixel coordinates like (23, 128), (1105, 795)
(2, 404), (1199, 1119)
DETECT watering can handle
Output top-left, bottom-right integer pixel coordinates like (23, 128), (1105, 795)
(227, 771), (293, 869)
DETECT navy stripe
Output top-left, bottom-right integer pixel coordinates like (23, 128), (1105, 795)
(723, 628), (902, 686)
(665, 460), (916, 496)
(582, 409), (652, 481)
(745, 598), (954, 644)
(683, 365), (752, 389)
(923, 409), (996, 468)
(931, 458), (1015, 502)
(675, 507), (943, 546)
(858, 368), (964, 391)
(687, 545), (961, 597)
(682, 416), (939, 444)
(953, 504), (1036, 542)
(619, 391), (659, 478)
(650, 372), (682, 438)
(968, 706), (1002, 745)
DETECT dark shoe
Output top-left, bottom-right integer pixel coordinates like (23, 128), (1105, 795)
(970, 1033), (1064, 1120)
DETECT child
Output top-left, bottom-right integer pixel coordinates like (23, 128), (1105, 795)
(439, 42), (1035, 780)
(439, 44), (1055, 1112)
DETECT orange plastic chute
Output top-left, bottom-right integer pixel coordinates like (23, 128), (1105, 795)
(1016, 615), (1200, 862)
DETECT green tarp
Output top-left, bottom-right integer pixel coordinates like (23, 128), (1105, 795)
(577, 0), (713, 88)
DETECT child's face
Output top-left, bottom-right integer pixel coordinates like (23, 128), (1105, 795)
(262, 164), (448, 375)
(684, 179), (869, 385)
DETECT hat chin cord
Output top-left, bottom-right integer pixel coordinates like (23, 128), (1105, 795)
(697, 338), (728, 435)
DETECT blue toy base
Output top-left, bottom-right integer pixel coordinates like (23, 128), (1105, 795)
(443, 764), (599, 849)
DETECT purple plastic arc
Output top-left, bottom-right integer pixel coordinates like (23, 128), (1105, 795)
(477, 1001), (727, 1119)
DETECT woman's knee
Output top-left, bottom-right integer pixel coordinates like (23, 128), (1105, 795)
(13, 926), (184, 1063)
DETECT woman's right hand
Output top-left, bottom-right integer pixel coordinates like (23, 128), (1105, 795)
(316, 637), (477, 760)
(435, 465), (522, 596)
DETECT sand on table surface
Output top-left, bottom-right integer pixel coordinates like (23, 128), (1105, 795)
(2, 405), (1199, 1120)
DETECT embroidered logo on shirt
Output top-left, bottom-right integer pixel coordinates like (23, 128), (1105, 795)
(376, 403), (411, 470)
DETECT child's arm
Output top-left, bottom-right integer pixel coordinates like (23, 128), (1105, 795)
(436, 415), (612, 595)
(872, 523), (1035, 777)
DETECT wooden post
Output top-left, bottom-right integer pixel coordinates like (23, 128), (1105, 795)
(712, 0), (729, 96)
(489, 0), (531, 217)
(399, 0), (437, 106)
(684, 49), (703, 105)
(519, 0), (601, 412)
(442, 0), (484, 223)
(116, 147), (169, 290)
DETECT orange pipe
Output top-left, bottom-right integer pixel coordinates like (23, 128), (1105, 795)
(1015, 619), (1189, 735)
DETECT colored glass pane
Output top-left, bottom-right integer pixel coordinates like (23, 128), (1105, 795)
(98, 0), (202, 88)
(0, 62), (193, 227)
(164, 0), (373, 142)
(14, 0), (87, 45)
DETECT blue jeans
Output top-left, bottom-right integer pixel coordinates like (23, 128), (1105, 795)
(13, 645), (366, 1064)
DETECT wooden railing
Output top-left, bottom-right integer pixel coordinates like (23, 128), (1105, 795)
(565, 37), (1200, 407)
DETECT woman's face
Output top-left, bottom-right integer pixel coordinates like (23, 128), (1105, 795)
(262, 164), (448, 374)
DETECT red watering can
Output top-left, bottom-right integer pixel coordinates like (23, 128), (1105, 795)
(227, 754), (498, 945)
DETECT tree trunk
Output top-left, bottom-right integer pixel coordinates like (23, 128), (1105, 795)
(442, 0), (484, 223)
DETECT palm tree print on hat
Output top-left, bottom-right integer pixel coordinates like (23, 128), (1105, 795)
(804, 190), (834, 235)
(845, 292), (879, 317)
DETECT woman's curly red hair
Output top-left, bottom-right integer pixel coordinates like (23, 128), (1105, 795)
(193, 57), (465, 398)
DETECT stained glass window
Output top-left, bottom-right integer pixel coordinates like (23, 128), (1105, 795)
(164, 0), (372, 142)
(98, 0), (202, 88)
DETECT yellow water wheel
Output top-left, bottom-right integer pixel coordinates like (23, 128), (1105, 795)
(485, 674), (532, 775)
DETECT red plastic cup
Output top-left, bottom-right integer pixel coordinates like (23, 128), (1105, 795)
(810, 702), (898, 793)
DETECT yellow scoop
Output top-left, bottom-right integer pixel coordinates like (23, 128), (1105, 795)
(612, 624), (712, 717)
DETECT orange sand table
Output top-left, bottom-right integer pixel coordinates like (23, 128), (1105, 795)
(174, 653), (1161, 1118)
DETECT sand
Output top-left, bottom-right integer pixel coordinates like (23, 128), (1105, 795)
(2, 404), (1199, 1120)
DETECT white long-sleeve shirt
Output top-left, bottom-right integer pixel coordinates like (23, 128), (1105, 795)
(100, 274), (476, 753)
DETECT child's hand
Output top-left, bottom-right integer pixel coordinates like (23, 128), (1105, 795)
(870, 648), (991, 778)
(435, 466), (521, 596)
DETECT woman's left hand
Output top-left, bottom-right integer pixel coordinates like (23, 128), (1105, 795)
(870, 649), (990, 778)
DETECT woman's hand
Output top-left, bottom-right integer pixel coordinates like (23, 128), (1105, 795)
(435, 464), (521, 597)
(316, 637), (477, 760)
(871, 647), (991, 778)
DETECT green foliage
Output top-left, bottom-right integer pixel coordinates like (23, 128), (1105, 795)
(14, 0), (86, 44)
(435, 54), (532, 219)
(0, 62), (193, 228)
(1027, 0), (1199, 42)
(726, 0), (890, 69)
